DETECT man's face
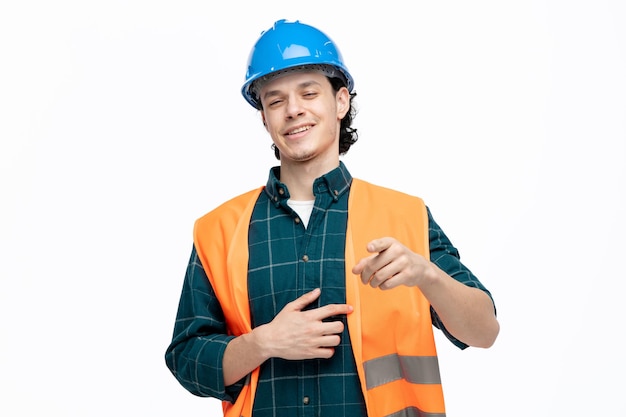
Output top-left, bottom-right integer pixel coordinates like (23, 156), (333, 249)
(259, 71), (349, 169)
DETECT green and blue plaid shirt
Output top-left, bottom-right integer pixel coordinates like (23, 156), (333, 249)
(166, 162), (494, 417)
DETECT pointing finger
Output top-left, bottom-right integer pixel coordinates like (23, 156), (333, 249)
(366, 237), (393, 254)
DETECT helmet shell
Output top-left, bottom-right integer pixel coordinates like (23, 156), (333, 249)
(241, 19), (354, 109)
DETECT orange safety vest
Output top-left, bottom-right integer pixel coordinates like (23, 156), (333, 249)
(194, 179), (446, 417)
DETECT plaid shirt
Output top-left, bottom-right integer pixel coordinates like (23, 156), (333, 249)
(166, 162), (494, 417)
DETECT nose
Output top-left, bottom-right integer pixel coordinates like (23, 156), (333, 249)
(285, 96), (305, 119)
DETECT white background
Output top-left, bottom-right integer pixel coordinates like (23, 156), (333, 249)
(1, 1), (625, 416)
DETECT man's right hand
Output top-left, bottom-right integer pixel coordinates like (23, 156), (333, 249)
(222, 288), (353, 386)
(256, 288), (353, 360)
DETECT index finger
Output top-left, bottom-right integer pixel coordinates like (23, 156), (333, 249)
(366, 237), (394, 254)
(308, 303), (354, 321)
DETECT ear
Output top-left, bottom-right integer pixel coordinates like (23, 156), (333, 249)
(260, 111), (269, 131)
(336, 87), (350, 119)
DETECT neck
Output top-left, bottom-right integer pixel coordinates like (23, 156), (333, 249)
(280, 159), (339, 201)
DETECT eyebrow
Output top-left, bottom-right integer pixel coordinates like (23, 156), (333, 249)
(262, 80), (323, 102)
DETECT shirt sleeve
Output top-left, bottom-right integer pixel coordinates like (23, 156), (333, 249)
(164, 245), (245, 402)
(426, 207), (496, 350)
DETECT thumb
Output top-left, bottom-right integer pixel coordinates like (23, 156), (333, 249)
(352, 258), (366, 275)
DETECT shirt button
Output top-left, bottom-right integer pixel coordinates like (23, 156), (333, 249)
(302, 254), (309, 262)
(278, 188), (285, 195)
(294, 217), (301, 224)
(303, 396), (310, 405)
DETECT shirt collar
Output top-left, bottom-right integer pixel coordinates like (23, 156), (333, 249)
(264, 161), (353, 205)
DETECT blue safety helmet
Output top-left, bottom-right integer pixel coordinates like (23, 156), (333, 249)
(241, 19), (355, 109)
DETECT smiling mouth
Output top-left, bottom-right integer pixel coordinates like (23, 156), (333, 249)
(286, 126), (311, 136)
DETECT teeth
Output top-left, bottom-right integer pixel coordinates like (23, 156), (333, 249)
(288, 126), (310, 135)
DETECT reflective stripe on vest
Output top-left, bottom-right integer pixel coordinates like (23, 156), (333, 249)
(193, 179), (446, 417)
(387, 408), (446, 417)
(364, 354), (441, 388)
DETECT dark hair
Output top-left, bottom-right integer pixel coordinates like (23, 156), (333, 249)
(269, 76), (359, 160)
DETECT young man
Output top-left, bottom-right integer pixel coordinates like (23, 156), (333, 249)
(165, 19), (499, 417)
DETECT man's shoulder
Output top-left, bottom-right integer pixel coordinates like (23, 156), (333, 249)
(196, 187), (264, 224)
(351, 178), (424, 203)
